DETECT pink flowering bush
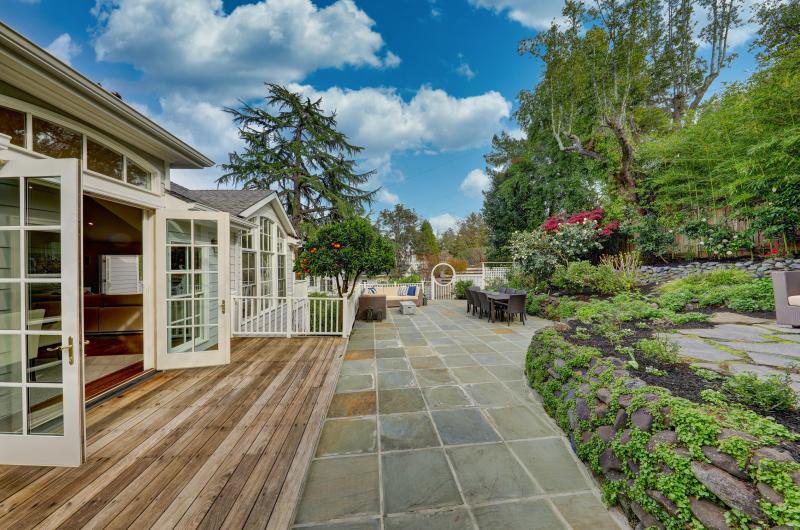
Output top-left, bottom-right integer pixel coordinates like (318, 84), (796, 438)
(542, 208), (620, 240)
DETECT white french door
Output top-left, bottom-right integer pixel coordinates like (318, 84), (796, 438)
(156, 210), (230, 369)
(0, 158), (83, 467)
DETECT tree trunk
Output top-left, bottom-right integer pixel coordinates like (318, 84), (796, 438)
(606, 117), (643, 213)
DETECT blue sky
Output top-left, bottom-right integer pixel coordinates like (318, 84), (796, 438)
(4, 0), (762, 233)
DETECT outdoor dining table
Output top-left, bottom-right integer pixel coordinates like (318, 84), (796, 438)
(482, 291), (510, 323)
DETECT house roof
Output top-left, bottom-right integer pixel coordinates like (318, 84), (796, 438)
(0, 22), (213, 169)
(169, 182), (297, 237)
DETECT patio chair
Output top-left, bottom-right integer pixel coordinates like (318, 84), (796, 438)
(477, 291), (492, 319)
(499, 293), (527, 325)
(772, 271), (800, 327)
(465, 287), (476, 314)
(498, 287), (507, 294)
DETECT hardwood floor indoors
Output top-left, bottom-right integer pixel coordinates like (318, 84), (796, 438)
(0, 336), (345, 530)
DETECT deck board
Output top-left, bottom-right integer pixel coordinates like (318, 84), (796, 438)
(0, 336), (345, 530)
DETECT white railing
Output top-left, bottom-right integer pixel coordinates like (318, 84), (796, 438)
(233, 287), (363, 338)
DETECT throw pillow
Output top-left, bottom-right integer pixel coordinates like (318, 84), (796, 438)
(367, 287), (377, 294)
(397, 285), (408, 296)
(407, 285), (417, 296)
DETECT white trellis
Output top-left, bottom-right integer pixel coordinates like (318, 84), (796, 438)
(482, 262), (512, 287)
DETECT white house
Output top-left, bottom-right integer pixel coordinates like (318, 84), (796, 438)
(0, 22), (307, 467)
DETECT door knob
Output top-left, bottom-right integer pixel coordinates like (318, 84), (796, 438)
(46, 336), (74, 365)
(221, 299), (226, 314)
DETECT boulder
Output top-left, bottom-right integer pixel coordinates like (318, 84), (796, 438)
(647, 490), (679, 516)
(757, 482), (785, 505)
(689, 498), (730, 530)
(575, 398), (591, 421)
(596, 388), (611, 404)
(691, 461), (766, 520)
(702, 446), (747, 480)
(600, 448), (622, 472)
(751, 447), (796, 467)
(631, 409), (654, 432)
(630, 501), (664, 529)
(594, 402), (609, 419)
(718, 428), (758, 443)
(618, 394), (633, 408)
(613, 410), (628, 431)
(647, 430), (678, 452)
(596, 425), (615, 443)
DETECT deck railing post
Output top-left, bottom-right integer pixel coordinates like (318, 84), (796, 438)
(342, 295), (349, 338)
(286, 297), (293, 338)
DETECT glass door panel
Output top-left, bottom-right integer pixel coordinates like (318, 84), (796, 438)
(156, 210), (229, 370)
(0, 158), (82, 467)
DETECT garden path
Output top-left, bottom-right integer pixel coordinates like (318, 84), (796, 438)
(666, 312), (800, 393)
(291, 300), (626, 530)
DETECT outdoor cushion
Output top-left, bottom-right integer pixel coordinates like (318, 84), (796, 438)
(789, 295), (800, 307)
(367, 287), (377, 294)
(398, 285), (408, 296)
(407, 285), (417, 296)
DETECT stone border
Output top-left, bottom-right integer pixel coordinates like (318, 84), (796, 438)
(639, 258), (800, 284)
(526, 328), (800, 529)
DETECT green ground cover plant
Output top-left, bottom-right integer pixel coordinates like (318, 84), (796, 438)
(657, 270), (775, 312)
(722, 373), (797, 412)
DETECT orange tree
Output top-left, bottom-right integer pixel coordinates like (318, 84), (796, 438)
(295, 217), (395, 297)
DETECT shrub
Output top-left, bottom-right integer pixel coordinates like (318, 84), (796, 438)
(724, 279), (775, 312)
(454, 279), (473, 300)
(657, 270), (774, 312)
(509, 229), (560, 279)
(525, 293), (549, 316)
(550, 261), (628, 295)
(631, 216), (674, 263)
(397, 273), (421, 284)
(599, 251), (641, 290)
(722, 373), (797, 411)
(545, 298), (582, 320)
(635, 336), (679, 363)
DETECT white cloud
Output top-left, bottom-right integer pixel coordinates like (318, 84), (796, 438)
(46, 33), (81, 65)
(468, 0), (566, 29)
(460, 168), (490, 198)
(429, 213), (459, 235)
(377, 188), (400, 204)
(290, 84), (511, 161)
(455, 54), (475, 80)
(92, 0), (398, 101)
(507, 127), (526, 140)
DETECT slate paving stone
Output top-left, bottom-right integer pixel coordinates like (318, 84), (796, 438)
(328, 391), (377, 418)
(405, 346), (435, 357)
(414, 368), (455, 387)
(551, 493), (621, 529)
(504, 380), (541, 404)
(378, 371), (416, 390)
(375, 347), (406, 359)
(473, 353), (512, 366)
(665, 335), (741, 362)
(511, 438), (591, 493)
(341, 360), (376, 375)
(379, 412), (440, 451)
(409, 356), (446, 369)
(710, 312), (769, 325)
(335, 374), (374, 394)
(729, 363), (785, 377)
(447, 443), (539, 503)
(485, 406), (555, 440)
(294, 455), (380, 524)
(293, 519), (379, 530)
(486, 364), (525, 381)
(381, 449), (463, 514)
(680, 324), (771, 342)
(441, 354), (477, 367)
(778, 335), (800, 342)
(428, 337), (457, 346)
(745, 352), (800, 368)
(463, 382), (520, 407)
(316, 417), (377, 457)
(435, 344), (467, 355)
(451, 366), (495, 384)
(384, 509), (473, 530)
(724, 341), (800, 357)
(376, 358), (409, 372)
(345, 350), (375, 360)
(422, 386), (473, 409)
(472, 500), (567, 530)
(379, 388), (427, 414)
(431, 409), (500, 445)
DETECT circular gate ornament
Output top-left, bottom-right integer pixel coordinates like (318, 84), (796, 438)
(430, 262), (456, 286)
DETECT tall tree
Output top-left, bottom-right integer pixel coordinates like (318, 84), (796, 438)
(752, 0), (800, 63)
(376, 204), (420, 276)
(415, 220), (440, 257)
(218, 83), (376, 232)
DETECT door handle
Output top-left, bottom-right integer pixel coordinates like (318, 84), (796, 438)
(46, 336), (74, 365)
(221, 299), (226, 315)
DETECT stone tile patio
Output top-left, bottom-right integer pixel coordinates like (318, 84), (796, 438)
(665, 312), (800, 392)
(292, 300), (626, 530)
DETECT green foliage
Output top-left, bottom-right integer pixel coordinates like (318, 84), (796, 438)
(550, 261), (630, 295)
(636, 337), (679, 363)
(682, 219), (755, 257)
(722, 373), (797, 412)
(308, 292), (340, 333)
(573, 326), (591, 340)
(295, 217), (395, 296)
(377, 204), (420, 277)
(454, 280), (473, 300)
(574, 293), (707, 327)
(630, 216), (675, 263)
(397, 273), (421, 284)
(645, 366), (667, 377)
(657, 270), (774, 312)
(415, 220), (440, 257)
(692, 367), (724, 382)
(525, 293), (549, 317)
(218, 83), (375, 230)
(439, 212), (489, 265)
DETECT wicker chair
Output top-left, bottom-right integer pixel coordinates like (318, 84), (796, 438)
(772, 271), (800, 327)
(465, 287), (476, 314)
(476, 291), (492, 319)
(499, 293), (527, 325)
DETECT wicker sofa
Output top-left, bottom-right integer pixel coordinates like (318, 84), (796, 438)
(362, 285), (423, 308)
(772, 271), (800, 327)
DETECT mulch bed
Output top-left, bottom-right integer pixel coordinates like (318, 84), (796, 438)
(563, 319), (800, 433)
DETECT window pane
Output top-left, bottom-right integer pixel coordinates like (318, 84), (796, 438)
(0, 334), (22, 383)
(169, 273), (191, 298)
(28, 387), (63, 435)
(0, 284), (21, 330)
(32, 117), (81, 160)
(194, 326), (218, 352)
(27, 230), (60, 276)
(169, 326), (193, 352)
(0, 106), (26, 148)
(87, 139), (123, 180)
(0, 387), (22, 434)
(167, 219), (191, 244)
(27, 334), (62, 383)
(26, 178), (60, 226)
(127, 161), (151, 189)
(0, 178), (20, 226)
(169, 246), (190, 271)
(193, 220), (217, 245)
(0, 231), (20, 279)
(27, 283), (61, 331)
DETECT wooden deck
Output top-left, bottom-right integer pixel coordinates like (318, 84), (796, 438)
(0, 336), (346, 530)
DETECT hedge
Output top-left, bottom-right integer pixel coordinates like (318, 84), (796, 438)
(526, 328), (800, 529)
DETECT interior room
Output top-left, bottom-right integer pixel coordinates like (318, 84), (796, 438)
(82, 196), (145, 400)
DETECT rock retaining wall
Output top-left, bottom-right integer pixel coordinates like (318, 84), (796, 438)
(639, 258), (800, 284)
(527, 328), (800, 529)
